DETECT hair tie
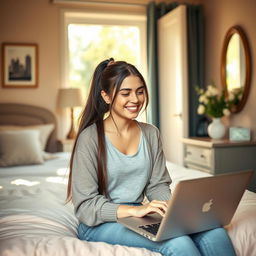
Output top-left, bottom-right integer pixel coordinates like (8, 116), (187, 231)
(107, 58), (115, 66)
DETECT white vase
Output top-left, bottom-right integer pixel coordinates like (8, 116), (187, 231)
(207, 118), (225, 139)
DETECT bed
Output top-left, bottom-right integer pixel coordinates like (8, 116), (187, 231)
(0, 103), (255, 256)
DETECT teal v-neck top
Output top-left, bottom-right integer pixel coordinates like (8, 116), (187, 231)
(105, 132), (150, 203)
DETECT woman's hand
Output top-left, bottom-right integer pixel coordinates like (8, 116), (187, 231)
(117, 200), (168, 219)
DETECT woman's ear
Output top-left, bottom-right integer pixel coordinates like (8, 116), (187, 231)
(101, 90), (111, 104)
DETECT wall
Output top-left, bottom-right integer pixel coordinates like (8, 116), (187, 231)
(0, 0), (60, 111)
(204, 0), (256, 138)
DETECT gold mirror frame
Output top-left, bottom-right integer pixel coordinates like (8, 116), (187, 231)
(221, 25), (251, 113)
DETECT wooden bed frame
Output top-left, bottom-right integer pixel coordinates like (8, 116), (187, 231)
(0, 103), (59, 152)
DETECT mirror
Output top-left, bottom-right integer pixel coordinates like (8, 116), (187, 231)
(221, 26), (251, 113)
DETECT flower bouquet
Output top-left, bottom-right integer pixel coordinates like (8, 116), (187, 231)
(196, 85), (230, 118)
(195, 85), (231, 139)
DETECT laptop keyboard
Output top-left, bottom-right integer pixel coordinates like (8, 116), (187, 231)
(139, 223), (160, 235)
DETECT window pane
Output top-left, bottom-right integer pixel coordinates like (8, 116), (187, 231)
(68, 24), (140, 98)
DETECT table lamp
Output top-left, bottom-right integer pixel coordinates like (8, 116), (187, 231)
(58, 88), (83, 139)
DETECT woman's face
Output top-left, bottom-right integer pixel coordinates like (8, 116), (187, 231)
(109, 75), (146, 121)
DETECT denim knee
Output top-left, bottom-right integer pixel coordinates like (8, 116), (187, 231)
(191, 228), (236, 256)
(159, 235), (201, 256)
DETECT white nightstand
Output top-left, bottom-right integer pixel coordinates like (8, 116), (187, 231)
(182, 137), (256, 192)
(59, 139), (75, 152)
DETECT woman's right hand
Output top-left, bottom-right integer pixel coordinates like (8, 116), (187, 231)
(117, 200), (168, 219)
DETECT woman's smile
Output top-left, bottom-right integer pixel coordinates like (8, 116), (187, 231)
(125, 105), (141, 113)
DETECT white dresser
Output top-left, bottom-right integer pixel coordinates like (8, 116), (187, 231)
(182, 137), (256, 192)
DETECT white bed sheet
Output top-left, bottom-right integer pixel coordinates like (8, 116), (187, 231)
(0, 153), (159, 256)
(0, 153), (255, 256)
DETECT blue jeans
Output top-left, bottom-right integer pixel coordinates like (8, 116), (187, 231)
(78, 222), (236, 256)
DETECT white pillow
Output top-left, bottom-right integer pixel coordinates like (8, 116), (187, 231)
(0, 124), (54, 151)
(0, 130), (44, 167)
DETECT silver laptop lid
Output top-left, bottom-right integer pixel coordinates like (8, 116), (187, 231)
(156, 170), (253, 241)
(118, 170), (253, 242)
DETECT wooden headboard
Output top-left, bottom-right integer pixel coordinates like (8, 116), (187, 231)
(0, 103), (58, 152)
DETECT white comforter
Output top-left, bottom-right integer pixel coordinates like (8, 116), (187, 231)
(0, 153), (255, 256)
(0, 153), (159, 256)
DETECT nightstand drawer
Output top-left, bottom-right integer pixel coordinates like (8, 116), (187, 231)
(184, 145), (211, 167)
(182, 137), (256, 192)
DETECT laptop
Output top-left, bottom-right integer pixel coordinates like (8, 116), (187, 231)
(117, 170), (253, 242)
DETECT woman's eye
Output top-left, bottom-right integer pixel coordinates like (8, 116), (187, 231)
(121, 93), (129, 96)
(137, 90), (144, 95)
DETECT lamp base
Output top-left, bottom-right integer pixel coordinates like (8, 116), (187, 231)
(66, 107), (77, 140)
(66, 127), (77, 139)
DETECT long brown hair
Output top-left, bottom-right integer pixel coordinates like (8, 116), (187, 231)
(66, 58), (149, 202)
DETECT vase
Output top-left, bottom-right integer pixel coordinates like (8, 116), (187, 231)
(207, 118), (225, 139)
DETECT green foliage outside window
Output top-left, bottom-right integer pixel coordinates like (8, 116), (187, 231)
(68, 24), (140, 99)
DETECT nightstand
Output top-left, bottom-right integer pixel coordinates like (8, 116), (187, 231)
(182, 137), (256, 192)
(59, 139), (75, 152)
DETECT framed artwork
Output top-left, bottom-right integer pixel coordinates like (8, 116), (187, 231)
(2, 43), (38, 88)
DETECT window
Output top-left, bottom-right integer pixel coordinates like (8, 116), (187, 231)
(61, 10), (147, 122)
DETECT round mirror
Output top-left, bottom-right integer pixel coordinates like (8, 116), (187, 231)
(221, 26), (251, 113)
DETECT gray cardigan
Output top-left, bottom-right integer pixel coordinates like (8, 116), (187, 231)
(72, 122), (172, 226)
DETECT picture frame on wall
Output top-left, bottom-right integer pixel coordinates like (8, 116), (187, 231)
(2, 43), (38, 88)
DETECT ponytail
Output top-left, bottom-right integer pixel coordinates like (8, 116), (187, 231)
(67, 58), (113, 201)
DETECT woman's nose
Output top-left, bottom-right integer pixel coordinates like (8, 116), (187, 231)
(130, 93), (139, 102)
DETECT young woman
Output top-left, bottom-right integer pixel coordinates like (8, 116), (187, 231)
(67, 58), (236, 256)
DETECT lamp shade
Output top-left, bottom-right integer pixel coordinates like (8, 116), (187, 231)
(58, 88), (83, 108)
